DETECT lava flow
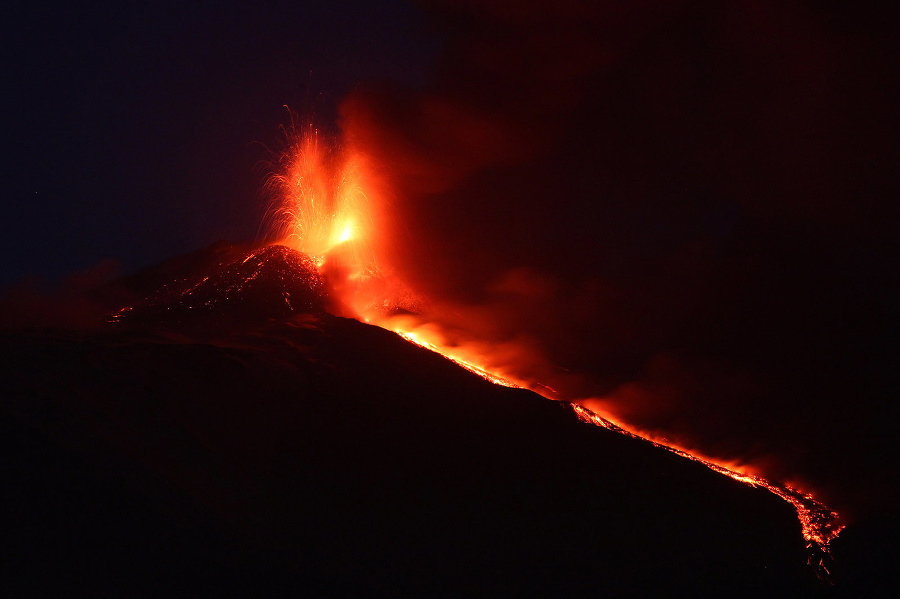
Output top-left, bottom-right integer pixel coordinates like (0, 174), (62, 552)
(266, 126), (844, 573)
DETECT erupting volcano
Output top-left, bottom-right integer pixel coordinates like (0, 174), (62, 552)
(6, 1), (898, 594)
(261, 127), (845, 559)
(0, 124), (850, 595)
(101, 122), (845, 586)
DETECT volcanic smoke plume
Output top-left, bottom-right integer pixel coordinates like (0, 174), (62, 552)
(328, 0), (900, 523)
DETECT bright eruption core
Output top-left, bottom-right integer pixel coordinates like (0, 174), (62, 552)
(266, 124), (378, 272)
(263, 121), (413, 320)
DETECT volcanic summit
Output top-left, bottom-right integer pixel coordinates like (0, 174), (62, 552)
(109, 243), (326, 328)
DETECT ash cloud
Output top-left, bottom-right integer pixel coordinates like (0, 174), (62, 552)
(339, 0), (900, 517)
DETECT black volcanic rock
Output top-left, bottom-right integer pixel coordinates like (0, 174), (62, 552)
(108, 243), (325, 327)
(0, 245), (830, 597)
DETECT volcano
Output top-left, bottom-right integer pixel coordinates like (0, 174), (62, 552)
(0, 241), (869, 596)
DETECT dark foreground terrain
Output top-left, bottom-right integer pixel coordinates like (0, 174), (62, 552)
(0, 243), (884, 596)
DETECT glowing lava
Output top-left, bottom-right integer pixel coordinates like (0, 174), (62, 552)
(395, 330), (523, 389)
(265, 120), (378, 275)
(568, 405), (843, 572)
(265, 126), (843, 576)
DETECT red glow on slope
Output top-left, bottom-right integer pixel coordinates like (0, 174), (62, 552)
(264, 126), (843, 570)
(388, 310), (844, 558)
(391, 318), (845, 571)
(394, 328), (523, 389)
(570, 404), (844, 549)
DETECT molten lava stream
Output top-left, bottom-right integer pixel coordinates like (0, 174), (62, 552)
(384, 324), (843, 577)
(391, 323), (842, 543)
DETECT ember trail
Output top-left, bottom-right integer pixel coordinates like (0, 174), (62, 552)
(266, 128), (844, 567)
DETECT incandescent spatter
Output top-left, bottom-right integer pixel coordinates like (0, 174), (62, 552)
(108, 243), (325, 327)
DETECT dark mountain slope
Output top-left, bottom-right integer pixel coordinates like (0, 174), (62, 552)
(0, 243), (823, 596)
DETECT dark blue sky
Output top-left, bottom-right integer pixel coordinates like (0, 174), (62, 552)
(2, 0), (436, 286)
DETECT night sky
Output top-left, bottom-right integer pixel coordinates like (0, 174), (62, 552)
(4, 0), (899, 521)
(3, 0), (435, 285)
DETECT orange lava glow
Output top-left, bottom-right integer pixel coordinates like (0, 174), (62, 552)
(394, 328), (523, 389)
(265, 120), (380, 277)
(568, 404), (844, 552)
(264, 126), (843, 573)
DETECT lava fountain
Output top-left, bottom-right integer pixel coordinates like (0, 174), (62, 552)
(265, 121), (376, 267)
(264, 125), (844, 575)
(263, 117), (416, 319)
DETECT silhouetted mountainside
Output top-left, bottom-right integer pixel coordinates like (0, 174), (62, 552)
(0, 242), (853, 596)
(106, 243), (325, 327)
